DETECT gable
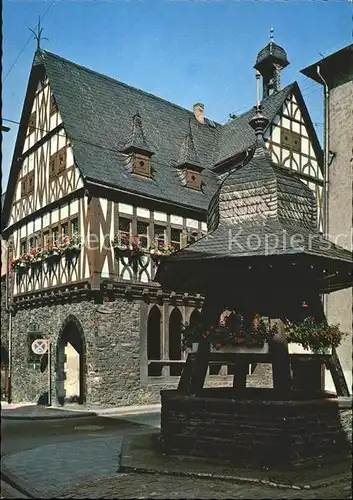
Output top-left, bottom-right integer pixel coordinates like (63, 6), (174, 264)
(3, 64), (84, 230)
(266, 91), (323, 181)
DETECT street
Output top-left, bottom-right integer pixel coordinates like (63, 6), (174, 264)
(1, 405), (351, 499)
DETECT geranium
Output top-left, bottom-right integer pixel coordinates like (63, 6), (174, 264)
(181, 312), (277, 350)
(284, 317), (345, 351)
(60, 234), (82, 253)
(148, 242), (177, 264)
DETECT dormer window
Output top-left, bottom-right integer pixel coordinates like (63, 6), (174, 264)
(186, 169), (202, 190)
(28, 112), (36, 135)
(132, 154), (151, 178)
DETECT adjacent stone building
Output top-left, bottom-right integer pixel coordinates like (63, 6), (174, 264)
(301, 44), (353, 393)
(2, 37), (330, 407)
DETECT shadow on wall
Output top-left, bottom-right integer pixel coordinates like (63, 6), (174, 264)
(37, 391), (49, 406)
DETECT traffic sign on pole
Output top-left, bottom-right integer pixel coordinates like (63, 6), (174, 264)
(31, 339), (48, 355)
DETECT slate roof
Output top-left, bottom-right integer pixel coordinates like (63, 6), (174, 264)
(216, 84), (294, 165)
(35, 50), (221, 212)
(176, 126), (202, 169)
(155, 140), (352, 293)
(30, 50), (301, 213)
(255, 41), (290, 70)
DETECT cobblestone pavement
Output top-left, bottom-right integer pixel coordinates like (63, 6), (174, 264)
(60, 473), (352, 499)
(2, 436), (123, 497)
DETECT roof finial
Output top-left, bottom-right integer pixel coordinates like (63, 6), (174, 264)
(29, 16), (48, 51)
(256, 70), (261, 108)
(270, 27), (274, 43)
(249, 71), (269, 145)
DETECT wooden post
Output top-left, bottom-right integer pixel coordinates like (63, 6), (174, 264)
(271, 320), (292, 393)
(187, 291), (226, 395)
(233, 359), (248, 390)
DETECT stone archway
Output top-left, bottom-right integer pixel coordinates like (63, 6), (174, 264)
(56, 315), (86, 406)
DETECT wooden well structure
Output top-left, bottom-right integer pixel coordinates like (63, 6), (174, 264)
(154, 106), (352, 467)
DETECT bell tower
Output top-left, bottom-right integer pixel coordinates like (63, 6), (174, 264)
(254, 29), (290, 99)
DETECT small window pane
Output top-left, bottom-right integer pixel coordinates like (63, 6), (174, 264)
(171, 228), (182, 250)
(118, 217), (131, 245)
(51, 227), (59, 244)
(137, 221), (149, 249)
(61, 223), (69, 239)
(187, 230), (199, 244)
(20, 240), (27, 255)
(43, 232), (49, 249)
(71, 218), (79, 236)
(154, 225), (166, 247)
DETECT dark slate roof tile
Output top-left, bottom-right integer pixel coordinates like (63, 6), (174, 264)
(35, 50), (294, 212)
(216, 84), (294, 165)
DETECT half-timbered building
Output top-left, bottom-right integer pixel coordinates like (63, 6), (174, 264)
(2, 37), (326, 406)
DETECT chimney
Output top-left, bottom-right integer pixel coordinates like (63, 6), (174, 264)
(193, 103), (205, 124)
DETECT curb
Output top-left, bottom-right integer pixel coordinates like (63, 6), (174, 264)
(118, 434), (352, 492)
(118, 464), (351, 491)
(1, 404), (161, 421)
(1, 467), (42, 499)
(1, 411), (98, 421)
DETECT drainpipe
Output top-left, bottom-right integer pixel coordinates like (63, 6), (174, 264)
(5, 244), (13, 403)
(316, 64), (330, 317)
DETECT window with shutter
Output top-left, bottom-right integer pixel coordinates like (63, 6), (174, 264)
(20, 178), (27, 197)
(27, 171), (35, 194)
(186, 170), (202, 190)
(132, 154), (151, 177)
(281, 127), (301, 153)
(50, 95), (58, 116)
(28, 112), (36, 135)
(57, 147), (67, 174)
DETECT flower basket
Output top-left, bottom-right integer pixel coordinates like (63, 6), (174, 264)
(111, 235), (146, 264)
(61, 235), (82, 257)
(287, 343), (332, 355)
(188, 342), (269, 354)
(284, 317), (345, 353)
(182, 312), (277, 352)
(148, 243), (176, 266)
(10, 256), (31, 273)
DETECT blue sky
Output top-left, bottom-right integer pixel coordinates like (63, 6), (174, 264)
(2, 0), (352, 193)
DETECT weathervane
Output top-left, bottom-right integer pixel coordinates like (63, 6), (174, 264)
(29, 16), (48, 50)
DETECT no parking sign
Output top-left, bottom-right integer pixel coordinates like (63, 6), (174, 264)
(31, 339), (48, 355)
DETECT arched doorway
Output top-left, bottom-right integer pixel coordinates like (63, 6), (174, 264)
(169, 308), (183, 376)
(147, 306), (162, 376)
(1, 344), (9, 401)
(56, 316), (86, 405)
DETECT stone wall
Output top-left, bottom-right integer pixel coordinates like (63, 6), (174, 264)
(10, 297), (179, 407)
(1, 277), (8, 351)
(161, 389), (351, 467)
(326, 74), (353, 394)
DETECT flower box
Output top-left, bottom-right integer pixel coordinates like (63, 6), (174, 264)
(288, 343), (332, 355)
(188, 342), (269, 354)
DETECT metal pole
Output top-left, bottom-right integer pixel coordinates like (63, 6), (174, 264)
(316, 64), (330, 318)
(47, 341), (52, 406)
